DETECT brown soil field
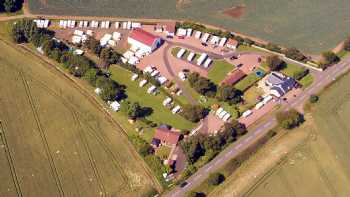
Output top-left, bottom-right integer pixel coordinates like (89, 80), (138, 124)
(222, 5), (246, 19)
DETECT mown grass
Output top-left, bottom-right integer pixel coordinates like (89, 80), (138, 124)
(108, 65), (196, 133)
(234, 72), (263, 92)
(208, 60), (235, 84)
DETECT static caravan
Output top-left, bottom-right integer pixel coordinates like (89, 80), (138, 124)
(197, 53), (208, 66)
(177, 48), (186, 58)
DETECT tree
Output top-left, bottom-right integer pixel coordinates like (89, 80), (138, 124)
(180, 136), (205, 164)
(320, 51), (339, 66)
(188, 72), (216, 97)
(309, 95), (319, 103)
(4, 0), (16, 12)
(207, 173), (225, 186)
(84, 37), (102, 55)
(216, 85), (242, 105)
(127, 102), (143, 119)
(266, 55), (284, 71)
(284, 47), (306, 62)
(181, 105), (206, 123)
(276, 109), (304, 129)
(83, 68), (98, 86)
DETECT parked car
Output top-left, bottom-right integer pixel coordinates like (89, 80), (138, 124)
(180, 181), (188, 188)
(178, 36), (185, 39)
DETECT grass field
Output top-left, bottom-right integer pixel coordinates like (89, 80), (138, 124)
(0, 40), (157, 196)
(208, 72), (350, 197)
(234, 71), (263, 92)
(208, 60), (235, 84)
(108, 66), (195, 133)
(28, 0), (350, 54)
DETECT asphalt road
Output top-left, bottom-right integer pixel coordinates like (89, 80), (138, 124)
(166, 56), (350, 197)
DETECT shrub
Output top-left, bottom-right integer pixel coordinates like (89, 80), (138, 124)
(207, 173), (225, 186)
(181, 105), (207, 123)
(283, 47), (307, 62)
(309, 95), (319, 103)
(266, 55), (284, 71)
(276, 109), (304, 129)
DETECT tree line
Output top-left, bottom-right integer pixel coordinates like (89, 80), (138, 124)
(0, 0), (22, 13)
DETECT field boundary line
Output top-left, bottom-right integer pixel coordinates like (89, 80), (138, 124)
(19, 71), (65, 197)
(13, 41), (162, 191)
(0, 120), (23, 197)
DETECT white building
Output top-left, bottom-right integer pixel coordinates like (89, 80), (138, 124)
(127, 28), (162, 54)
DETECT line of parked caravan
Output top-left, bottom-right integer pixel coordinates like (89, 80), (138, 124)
(176, 48), (212, 68)
(176, 28), (228, 47)
(58, 20), (142, 30)
(241, 95), (274, 119)
(33, 19), (50, 28)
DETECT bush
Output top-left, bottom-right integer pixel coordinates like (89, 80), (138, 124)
(320, 51), (339, 67)
(343, 37), (350, 51)
(181, 105), (207, 123)
(207, 173), (225, 186)
(283, 47), (307, 62)
(309, 95), (319, 103)
(266, 55), (284, 71)
(188, 72), (217, 97)
(276, 109), (304, 129)
(266, 43), (282, 53)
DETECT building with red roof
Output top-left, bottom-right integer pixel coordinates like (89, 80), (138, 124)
(226, 38), (239, 49)
(152, 128), (181, 147)
(128, 28), (162, 54)
(221, 69), (246, 85)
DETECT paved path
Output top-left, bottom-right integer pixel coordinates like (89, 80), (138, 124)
(166, 57), (350, 197)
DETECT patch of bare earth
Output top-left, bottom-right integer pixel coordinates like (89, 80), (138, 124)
(222, 5), (246, 19)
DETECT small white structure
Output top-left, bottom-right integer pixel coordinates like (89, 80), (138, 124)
(203, 58), (212, 68)
(128, 56), (140, 65)
(262, 95), (273, 105)
(150, 70), (160, 77)
(34, 19), (50, 28)
(201, 33), (210, 43)
(210, 36), (220, 45)
(172, 105), (182, 114)
(219, 37), (227, 47)
(127, 21), (132, 29)
(110, 101), (121, 112)
(157, 76), (168, 85)
(242, 110), (253, 118)
(74, 30), (84, 36)
(177, 48), (186, 58)
(186, 28), (193, 37)
(176, 28), (187, 37)
(139, 79), (148, 87)
(78, 21), (84, 28)
(123, 50), (135, 59)
(218, 110), (227, 119)
(100, 34), (112, 47)
(163, 97), (172, 106)
(83, 21), (89, 28)
(147, 86), (157, 94)
(73, 49), (84, 56)
(114, 22), (120, 29)
(94, 88), (102, 95)
(197, 53), (208, 66)
(122, 21), (128, 29)
(178, 72), (186, 81)
(194, 31), (202, 39)
(112, 32), (122, 41)
(86, 30), (93, 36)
(187, 52), (195, 62)
(216, 107), (224, 116)
(143, 66), (154, 74)
(72, 35), (82, 44)
(108, 39), (116, 47)
(131, 22), (142, 29)
(222, 113), (231, 122)
(255, 102), (265, 110)
(131, 74), (139, 81)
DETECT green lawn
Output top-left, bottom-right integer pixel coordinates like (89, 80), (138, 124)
(208, 60), (235, 84)
(240, 86), (264, 112)
(280, 63), (305, 78)
(236, 45), (267, 53)
(234, 72), (263, 92)
(108, 66), (195, 132)
(298, 73), (314, 88)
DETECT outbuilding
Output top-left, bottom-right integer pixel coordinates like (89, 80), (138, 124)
(128, 28), (162, 54)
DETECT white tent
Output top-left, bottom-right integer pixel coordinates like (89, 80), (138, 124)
(110, 101), (121, 112)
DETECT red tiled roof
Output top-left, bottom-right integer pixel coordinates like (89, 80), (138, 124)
(129, 28), (159, 46)
(222, 69), (246, 85)
(227, 38), (238, 46)
(163, 22), (176, 33)
(154, 128), (180, 145)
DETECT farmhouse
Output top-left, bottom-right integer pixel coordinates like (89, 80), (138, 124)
(152, 128), (181, 147)
(264, 72), (296, 97)
(221, 69), (246, 85)
(128, 28), (162, 54)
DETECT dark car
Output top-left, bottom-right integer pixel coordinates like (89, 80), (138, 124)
(201, 42), (207, 47)
(180, 181), (188, 188)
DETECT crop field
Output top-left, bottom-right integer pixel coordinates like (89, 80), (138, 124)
(0, 40), (156, 196)
(29, 0), (350, 54)
(312, 72), (350, 178)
